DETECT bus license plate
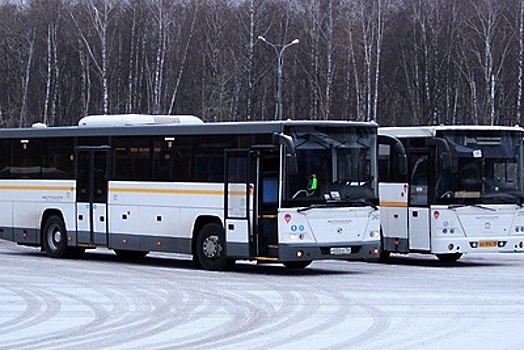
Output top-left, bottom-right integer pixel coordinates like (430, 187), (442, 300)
(330, 247), (352, 255)
(479, 240), (497, 248)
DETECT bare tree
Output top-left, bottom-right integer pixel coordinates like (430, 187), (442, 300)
(168, 2), (198, 115)
(19, 28), (36, 127)
(352, 0), (389, 122)
(463, 0), (513, 125)
(43, 24), (60, 125)
(71, 0), (118, 115)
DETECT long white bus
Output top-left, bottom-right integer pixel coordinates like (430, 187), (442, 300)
(0, 115), (381, 270)
(379, 125), (524, 262)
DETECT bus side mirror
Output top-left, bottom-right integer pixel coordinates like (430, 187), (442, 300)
(273, 132), (298, 175)
(397, 154), (408, 175)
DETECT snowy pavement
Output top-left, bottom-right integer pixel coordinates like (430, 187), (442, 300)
(1, 240), (523, 350)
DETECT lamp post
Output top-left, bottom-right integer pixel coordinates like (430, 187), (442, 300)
(258, 36), (299, 120)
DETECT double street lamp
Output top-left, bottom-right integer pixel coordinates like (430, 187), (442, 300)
(258, 36), (299, 120)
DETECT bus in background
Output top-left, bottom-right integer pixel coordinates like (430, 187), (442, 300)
(378, 125), (524, 262)
(0, 115), (380, 270)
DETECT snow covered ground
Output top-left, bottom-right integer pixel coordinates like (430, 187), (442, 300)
(1, 240), (523, 350)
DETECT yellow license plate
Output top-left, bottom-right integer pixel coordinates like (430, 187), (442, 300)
(479, 240), (497, 247)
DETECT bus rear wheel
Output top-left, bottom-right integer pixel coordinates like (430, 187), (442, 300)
(436, 253), (463, 263)
(195, 222), (235, 271)
(43, 215), (75, 258)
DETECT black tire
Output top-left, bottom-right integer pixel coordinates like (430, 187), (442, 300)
(114, 249), (149, 259)
(194, 222), (235, 271)
(436, 253), (463, 263)
(42, 215), (70, 258)
(283, 261), (312, 269)
(377, 230), (391, 263)
(377, 249), (391, 263)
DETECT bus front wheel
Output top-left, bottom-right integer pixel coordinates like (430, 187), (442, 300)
(195, 222), (235, 271)
(436, 253), (463, 263)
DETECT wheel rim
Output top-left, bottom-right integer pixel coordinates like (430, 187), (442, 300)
(202, 235), (221, 259)
(47, 224), (62, 250)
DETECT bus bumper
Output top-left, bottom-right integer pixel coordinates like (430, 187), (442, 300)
(278, 241), (380, 262)
(431, 236), (524, 254)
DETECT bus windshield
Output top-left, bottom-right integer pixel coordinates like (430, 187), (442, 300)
(283, 125), (378, 207)
(437, 131), (524, 205)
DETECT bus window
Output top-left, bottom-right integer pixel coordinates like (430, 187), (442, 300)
(11, 139), (43, 179)
(0, 140), (10, 178)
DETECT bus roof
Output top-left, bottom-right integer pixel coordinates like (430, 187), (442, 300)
(379, 125), (523, 138)
(0, 118), (377, 139)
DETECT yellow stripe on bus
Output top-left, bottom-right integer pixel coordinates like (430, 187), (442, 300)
(0, 185), (74, 191)
(109, 187), (246, 196)
(0, 184), (247, 196)
(380, 201), (408, 207)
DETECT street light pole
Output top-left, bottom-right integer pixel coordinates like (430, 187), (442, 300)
(258, 36), (299, 120)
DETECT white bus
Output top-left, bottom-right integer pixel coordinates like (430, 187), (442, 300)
(0, 115), (381, 270)
(378, 125), (524, 262)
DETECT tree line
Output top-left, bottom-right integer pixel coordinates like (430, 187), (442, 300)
(1, 0), (523, 127)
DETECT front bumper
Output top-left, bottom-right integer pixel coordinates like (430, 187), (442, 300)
(278, 241), (380, 262)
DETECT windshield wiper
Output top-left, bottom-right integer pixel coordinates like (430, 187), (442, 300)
(346, 199), (379, 211)
(297, 199), (378, 212)
(297, 203), (340, 212)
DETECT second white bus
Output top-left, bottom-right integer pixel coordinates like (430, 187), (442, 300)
(379, 125), (524, 261)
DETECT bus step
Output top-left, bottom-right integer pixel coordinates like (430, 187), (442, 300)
(255, 256), (279, 263)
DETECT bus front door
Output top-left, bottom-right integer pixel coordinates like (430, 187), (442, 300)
(224, 149), (253, 259)
(254, 151), (279, 260)
(408, 152), (431, 251)
(76, 148), (109, 247)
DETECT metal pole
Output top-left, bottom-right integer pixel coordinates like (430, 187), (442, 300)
(258, 36), (299, 120)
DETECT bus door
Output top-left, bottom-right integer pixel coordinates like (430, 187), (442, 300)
(224, 149), (254, 258)
(408, 152), (431, 251)
(254, 149), (279, 259)
(76, 147), (110, 246)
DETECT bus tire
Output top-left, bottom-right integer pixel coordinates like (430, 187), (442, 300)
(42, 215), (69, 258)
(377, 230), (391, 262)
(283, 261), (312, 269)
(114, 249), (149, 259)
(377, 249), (391, 263)
(436, 253), (463, 263)
(195, 222), (234, 271)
